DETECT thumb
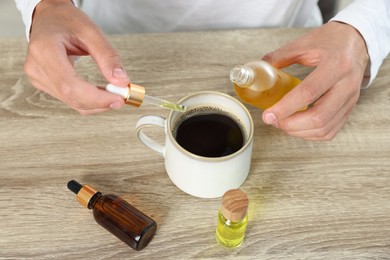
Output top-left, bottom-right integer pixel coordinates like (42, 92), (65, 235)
(260, 43), (305, 125)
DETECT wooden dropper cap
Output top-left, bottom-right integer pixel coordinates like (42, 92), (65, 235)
(221, 189), (249, 222)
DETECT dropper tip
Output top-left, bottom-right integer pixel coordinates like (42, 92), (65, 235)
(177, 104), (187, 112)
(161, 100), (187, 112)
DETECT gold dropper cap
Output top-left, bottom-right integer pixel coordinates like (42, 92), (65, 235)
(221, 189), (249, 222)
(124, 83), (145, 107)
(67, 180), (98, 209)
(103, 83), (186, 112)
(104, 83), (145, 107)
(76, 184), (98, 208)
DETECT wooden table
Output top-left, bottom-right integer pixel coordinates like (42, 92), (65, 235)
(1, 29), (389, 259)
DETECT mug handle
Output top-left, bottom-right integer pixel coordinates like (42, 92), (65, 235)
(135, 115), (166, 156)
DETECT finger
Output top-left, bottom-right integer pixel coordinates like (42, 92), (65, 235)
(26, 42), (125, 112)
(26, 62), (121, 114)
(79, 28), (130, 87)
(262, 45), (301, 68)
(29, 77), (60, 101)
(283, 105), (354, 141)
(24, 56), (61, 99)
(262, 40), (321, 69)
(279, 87), (359, 140)
(261, 28), (326, 70)
(262, 62), (338, 125)
(31, 76), (120, 114)
(277, 79), (358, 132)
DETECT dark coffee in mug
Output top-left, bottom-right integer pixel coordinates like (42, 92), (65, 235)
(172, 106), (245, 158)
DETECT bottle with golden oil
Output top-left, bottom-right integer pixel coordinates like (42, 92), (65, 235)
(216, 189), (249, 248)
(230, 60), (301, 110)
(67, 180), (157, 251)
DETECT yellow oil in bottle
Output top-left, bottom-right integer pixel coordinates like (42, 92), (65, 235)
(215, 189), (249, 248)
(231, 61), (301, 110)
(216, 210), (248, 248)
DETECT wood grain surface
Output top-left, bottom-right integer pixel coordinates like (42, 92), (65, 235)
(0, 29), (389, 259)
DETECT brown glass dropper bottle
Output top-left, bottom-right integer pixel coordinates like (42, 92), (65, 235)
(67, 180), (157, 251)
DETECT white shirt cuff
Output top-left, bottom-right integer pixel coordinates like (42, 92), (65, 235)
(330, 0), (390, 87)
(15, 0), (78, 40)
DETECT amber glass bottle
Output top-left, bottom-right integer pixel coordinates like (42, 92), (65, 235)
(67, 180), (157, 251)
(230, 60), (302, 110)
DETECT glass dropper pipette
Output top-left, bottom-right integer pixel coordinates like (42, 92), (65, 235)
(102, 83), (186, 112)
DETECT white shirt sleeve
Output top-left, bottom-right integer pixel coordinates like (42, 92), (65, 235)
(14, 0), (42, 39)
(330, 0), (390, 87)
(14, 0), (78, 40)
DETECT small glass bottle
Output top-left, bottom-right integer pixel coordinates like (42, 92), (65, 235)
(67, 180), (157, 251)
(230, 60), (301, 110)
(216, 189), (249, 248)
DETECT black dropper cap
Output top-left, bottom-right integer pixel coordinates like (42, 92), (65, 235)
(68, 180), (82, 194)
(67, 180), (98, 208)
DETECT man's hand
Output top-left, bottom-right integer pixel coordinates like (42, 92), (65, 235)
(262, 22), (369, 140)
(24, 0), (129, 114)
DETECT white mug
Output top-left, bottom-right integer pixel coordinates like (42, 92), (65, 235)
(135, 91), (254, 198)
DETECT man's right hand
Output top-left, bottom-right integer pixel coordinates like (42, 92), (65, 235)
(24, 0), (129, 114)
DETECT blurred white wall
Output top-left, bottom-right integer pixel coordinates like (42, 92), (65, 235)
(339, 0), (353, 10)
(0, 0), (25, 38)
